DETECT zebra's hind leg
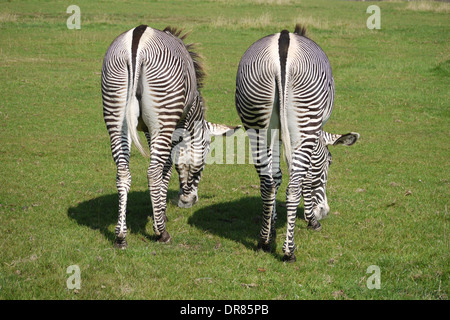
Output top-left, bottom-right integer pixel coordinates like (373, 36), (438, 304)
(148, 160), (171, 243)
(114, 164), (131, 249)
(160, 157), (173, 223)
(256, 175), (278, 252)
(283, 176), (301, 262)
(269, 143), (282, 243)
(145, 132), (173, 223)
(249, 130), (279, 252)
(257, 168), (282, 253)
(147, 135), (173, 243)
(282, 136), (318, 262)
(107, 128), (132, 249)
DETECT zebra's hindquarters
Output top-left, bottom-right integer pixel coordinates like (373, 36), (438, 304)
(284, 35), (335, 149)
(235, 27), (336, 261)
(102, 25), (228, 248)
(235, 33), (285, 252)
(101, 25), (194, 246)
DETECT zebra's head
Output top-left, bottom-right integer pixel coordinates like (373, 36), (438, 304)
(175, 120), (241, 208)
(310, 131), (360, 220)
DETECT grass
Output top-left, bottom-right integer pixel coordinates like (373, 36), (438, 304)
(405, 1), (450, 13)
(0, 0), (448, 300)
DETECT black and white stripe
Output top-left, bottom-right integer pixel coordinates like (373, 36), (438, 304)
(304, 130), (360, 224)
(102, 25), (238, 248)
(235, 25), (359, 261)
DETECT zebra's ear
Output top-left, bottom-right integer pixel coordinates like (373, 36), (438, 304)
(205, 121), (241, 136)
(332, 132), (360, 146)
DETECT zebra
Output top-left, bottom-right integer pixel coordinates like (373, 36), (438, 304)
(235, 24), (359, 262)
(101, 25), (239, 248)
(304, 130), (359, 224)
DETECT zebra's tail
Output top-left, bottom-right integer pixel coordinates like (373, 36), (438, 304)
(278, 79), (292, 171)
(126, 25), (149, 157)
(277, 30), (292, 170)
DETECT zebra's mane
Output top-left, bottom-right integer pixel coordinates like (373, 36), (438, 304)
(163, 26), (206, 90)
(294, 23), (307, 37)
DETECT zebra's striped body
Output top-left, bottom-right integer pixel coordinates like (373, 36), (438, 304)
(102, 25), (238, 248)
(235, 25), (359, 261)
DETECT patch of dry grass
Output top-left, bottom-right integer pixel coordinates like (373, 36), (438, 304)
(213, 12), (273, 29)
(211, 12), (364, 34)
(0, 13), (18, 23)
(209, 0), (295, 5)
(405, 1), (450, 13)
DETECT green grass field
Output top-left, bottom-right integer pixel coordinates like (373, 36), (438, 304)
(0, 0), (448, 300)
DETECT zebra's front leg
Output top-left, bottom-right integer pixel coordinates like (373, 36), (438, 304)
(114, 164), (131, 249)
(303, 180), (322, 231)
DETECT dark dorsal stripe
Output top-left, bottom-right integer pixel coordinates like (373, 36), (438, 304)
(278, 30), (290, 97)
(131, 24), (147, 82)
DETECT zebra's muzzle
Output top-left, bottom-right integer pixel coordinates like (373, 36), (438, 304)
(177, 193), (198, 208)
(313, 203), (330, 221)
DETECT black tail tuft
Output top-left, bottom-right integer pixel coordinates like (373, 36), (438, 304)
(163, 26), (189, 41)
(294, 24), (307, 37)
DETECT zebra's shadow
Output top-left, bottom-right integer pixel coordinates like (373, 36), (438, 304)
(187, 196), (305, 260)
(68, 190), (305, 258)
(67, 190), (180, 244)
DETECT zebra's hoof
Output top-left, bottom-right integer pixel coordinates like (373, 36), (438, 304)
(307, 219), (322, 231)
(157, 230), (171, 243)
(114, 238), (128, 249)
(257, 241), (272, 252)
(282, 254), (296, 263)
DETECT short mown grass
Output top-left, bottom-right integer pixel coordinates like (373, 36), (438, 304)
(0, 0), (448, 300)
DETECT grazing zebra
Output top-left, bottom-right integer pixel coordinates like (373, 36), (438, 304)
(102, 25), (239, 248)
(304, 130), (359, 224)
(235, 24), (359, 262)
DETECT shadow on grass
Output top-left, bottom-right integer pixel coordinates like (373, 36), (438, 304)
(67, 190), (179, 244)
(187, 196), (305, 261)
(68, 190), (304, 261)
